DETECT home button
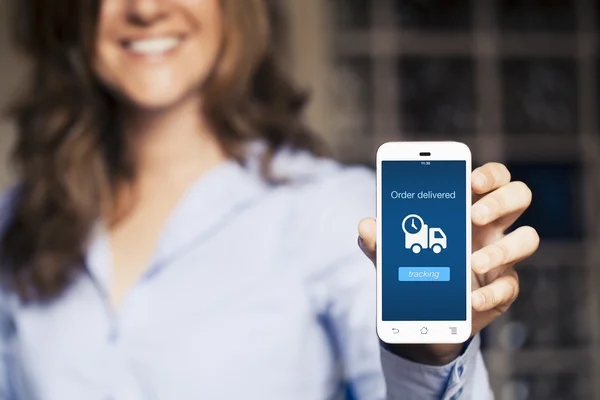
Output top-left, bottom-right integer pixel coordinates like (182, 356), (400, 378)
(420, 327), (428, 335)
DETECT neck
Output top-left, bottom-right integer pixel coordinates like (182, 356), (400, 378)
(122, 97), (227, 187)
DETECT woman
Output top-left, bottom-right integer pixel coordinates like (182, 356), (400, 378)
(0, 0), (539, 399)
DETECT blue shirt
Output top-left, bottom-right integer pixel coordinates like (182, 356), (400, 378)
(0, 144), (492, 399)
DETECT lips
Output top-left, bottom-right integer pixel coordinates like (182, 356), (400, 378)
(122, 36), (184, 56)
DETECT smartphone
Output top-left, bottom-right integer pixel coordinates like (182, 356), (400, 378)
(376, 141), (472, 344)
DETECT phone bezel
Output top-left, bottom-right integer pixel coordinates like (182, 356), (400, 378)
(376, 141), (472, 344)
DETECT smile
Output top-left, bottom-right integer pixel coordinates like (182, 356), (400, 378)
(123, 36), (184, 56)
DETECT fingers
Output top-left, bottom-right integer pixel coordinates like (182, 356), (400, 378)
(472, 181), (532, 226)
(471, 226), (540, 274)
(472, 163), (511, 195)
(358, 218), (376, 262)
(472, 270), (519, 312)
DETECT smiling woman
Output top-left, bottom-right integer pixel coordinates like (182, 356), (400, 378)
(95, 0), (225, 109)
(4, 0), (326, 300)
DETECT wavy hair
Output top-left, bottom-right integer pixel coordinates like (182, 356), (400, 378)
(1, 0), (328, 301)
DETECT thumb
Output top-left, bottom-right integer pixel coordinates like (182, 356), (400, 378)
(358, 218), (377, 263)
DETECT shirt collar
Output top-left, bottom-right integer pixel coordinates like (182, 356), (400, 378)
(150, 158), (267, 268)
(85, 158), (268, 294)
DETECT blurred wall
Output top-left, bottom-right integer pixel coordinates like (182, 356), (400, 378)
(0, 0), (19, 190)
(324, 1), (600, 399)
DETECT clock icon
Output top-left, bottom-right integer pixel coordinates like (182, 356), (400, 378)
(402, 214), (424, 234)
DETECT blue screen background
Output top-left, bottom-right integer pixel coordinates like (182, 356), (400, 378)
(382, 161), (467, 321)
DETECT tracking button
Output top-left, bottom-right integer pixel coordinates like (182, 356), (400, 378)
(398, 267), (450, 282)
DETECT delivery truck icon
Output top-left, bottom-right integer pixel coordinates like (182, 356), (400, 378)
(401, 214), (447, 254)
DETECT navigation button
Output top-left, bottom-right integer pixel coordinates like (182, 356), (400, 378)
(420, 327), (428, 335)
(392, 328), (399, 334)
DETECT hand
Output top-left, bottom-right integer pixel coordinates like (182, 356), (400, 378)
(358, 162), (540, 365)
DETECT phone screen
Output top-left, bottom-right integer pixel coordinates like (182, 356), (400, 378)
(381, 160), (467, 321)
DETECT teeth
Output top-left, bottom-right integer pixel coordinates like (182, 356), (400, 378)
(127, 37), (180, 55)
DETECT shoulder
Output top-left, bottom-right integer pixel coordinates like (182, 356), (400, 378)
(289, 161), (375, 227)
(246, 140), (373, 193)
(297, 161), (374, 260)
(248, 142), (375, 218)
(251, 144), (375, 266)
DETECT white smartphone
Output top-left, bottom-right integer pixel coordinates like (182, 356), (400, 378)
(376, 141), (472, 344)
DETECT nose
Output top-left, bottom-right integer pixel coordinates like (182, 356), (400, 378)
(126, 0), (168, 25)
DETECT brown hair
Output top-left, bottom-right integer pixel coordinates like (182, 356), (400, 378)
(1, 0), (328, 301)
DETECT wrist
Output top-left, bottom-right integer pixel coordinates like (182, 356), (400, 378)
(383, 343), (464, 366)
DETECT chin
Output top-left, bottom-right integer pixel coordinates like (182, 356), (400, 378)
(120, 85), (197, 112)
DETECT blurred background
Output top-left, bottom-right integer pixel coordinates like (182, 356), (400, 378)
(0, 0), (598, 399)
(289, 0), (599, 399)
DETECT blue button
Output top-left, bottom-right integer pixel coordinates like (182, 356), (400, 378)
(398, 267), (450, 282)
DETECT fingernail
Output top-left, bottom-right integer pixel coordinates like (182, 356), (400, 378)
(472, 204), (489, 223)
(472, 293), (484, 309)
(473, 173), (488, 189)
(472, 251), (489, 273)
